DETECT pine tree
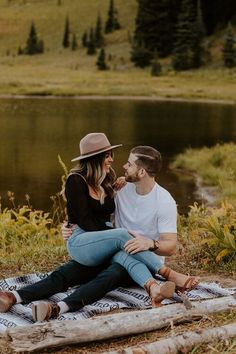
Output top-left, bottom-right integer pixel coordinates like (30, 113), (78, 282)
(25, 21), (44, 55)
(82, 31), (88, 47)
(113, 8), (121, 30)
(223, 22), (236, 68)
(105, 0), (121, 33)
(62, 16), (70, 48)
(191, 0), (206, 68)
(131, 38), (153, 68)
(87, 28), (96, 55)
(134, 0), (180, 58)
(96, 48), (109, 70)
(105, 0), (114, 33)
(71, 33), (78, 51)
(172, 0), (196, 71)
(95, 15), (104, 48)
(25, 21), (38, 54)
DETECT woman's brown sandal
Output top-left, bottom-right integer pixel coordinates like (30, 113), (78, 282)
(144, 279), (175, 308)
(176, 276), (200, 293)
(161, 267), (200, 293)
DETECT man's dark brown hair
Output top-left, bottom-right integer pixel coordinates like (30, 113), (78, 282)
(131, 146), (162, 177)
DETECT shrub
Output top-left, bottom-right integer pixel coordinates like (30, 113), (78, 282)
(0, 192), (66, 274)
(178, 201), (236, 272)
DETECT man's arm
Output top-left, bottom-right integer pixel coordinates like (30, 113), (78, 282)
(124, 231), (177, 256)
(154, 233), (177, 256)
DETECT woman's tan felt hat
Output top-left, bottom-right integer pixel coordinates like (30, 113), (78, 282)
(71, 132), (122, 162)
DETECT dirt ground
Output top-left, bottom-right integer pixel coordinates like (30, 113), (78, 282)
(197, 274), (236, 288)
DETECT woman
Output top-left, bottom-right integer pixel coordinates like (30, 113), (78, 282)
(66, 132), (197, 307)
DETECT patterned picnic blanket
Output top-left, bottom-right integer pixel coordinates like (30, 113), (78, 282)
(0, 273), (235, 333)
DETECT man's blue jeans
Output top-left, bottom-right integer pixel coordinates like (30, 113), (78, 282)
(67, 227), (163, 287)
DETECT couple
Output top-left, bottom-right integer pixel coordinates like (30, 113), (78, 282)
(0, 133), (199, 321)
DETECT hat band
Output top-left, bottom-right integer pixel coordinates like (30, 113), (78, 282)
(80, 144), (112, 157)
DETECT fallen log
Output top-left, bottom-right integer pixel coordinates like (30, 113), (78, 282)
(105, 322), (236, 354)
(4, 295), (236, 353)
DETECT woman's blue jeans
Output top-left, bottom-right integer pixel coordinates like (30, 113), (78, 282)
(67, 227), (163, 287)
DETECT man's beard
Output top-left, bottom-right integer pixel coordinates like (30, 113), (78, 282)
(125, 172), (140, 183)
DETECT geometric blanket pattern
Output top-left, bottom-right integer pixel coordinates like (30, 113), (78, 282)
(0, 273), (235, 333)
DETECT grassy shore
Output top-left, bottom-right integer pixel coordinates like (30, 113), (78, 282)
(170, 143), (236, 274)
(171, 143), (236, 208)
(1, 52), (236, 101)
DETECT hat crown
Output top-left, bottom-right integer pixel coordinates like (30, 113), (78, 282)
(71, 132), (122, 162)
(80, 133), (111, 156)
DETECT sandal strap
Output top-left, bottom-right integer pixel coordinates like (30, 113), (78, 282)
(144, 279), (157, 295)
(177, 276), (199, 293)
(161, 266), (172, 280)
(183, 276), (196, 291)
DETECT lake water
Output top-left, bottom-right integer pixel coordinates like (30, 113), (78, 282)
(0, 97), (235, 214)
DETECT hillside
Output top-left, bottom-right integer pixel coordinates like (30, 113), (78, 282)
(0, 0), (236, 100)
(0, 0), (136, 52)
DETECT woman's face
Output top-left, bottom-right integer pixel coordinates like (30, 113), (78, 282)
(103, 151), (114, 173)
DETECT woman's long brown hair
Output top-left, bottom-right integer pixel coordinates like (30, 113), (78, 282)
(71, 151), (116, 204)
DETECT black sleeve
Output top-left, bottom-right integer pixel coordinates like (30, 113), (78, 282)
(65, 174), (111, 231)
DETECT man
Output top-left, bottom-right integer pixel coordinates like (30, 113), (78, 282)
(115, 146), (177, 261)
(0, 146), (194, 321)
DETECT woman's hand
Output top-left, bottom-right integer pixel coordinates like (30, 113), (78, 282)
(113, 176), (127, 191)
(61, 222), (73, 240)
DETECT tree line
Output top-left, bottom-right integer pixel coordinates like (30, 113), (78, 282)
(132, 0), (236, 72)
(17, 0), (236, 71)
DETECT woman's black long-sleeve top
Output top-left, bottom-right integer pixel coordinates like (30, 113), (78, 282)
(65, 174), (115, 231)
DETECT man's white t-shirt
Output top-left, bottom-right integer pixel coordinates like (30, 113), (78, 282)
(115, 182), (177, 264)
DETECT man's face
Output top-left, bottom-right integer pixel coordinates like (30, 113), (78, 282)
(123, 153), (141, 182)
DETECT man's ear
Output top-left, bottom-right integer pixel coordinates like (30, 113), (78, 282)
(138, 168), (146, 178)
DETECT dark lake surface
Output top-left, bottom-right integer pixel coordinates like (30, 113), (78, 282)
(0, 97), (235, 214)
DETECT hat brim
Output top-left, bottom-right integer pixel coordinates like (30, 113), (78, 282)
(71, 144), (122, 162)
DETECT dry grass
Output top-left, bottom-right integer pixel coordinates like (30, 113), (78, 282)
(1, 53), (236, 100)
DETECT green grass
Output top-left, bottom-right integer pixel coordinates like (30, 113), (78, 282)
(170, 143), (236, 273)
(0, 0), (236, 100)
(0, 0), (136, 53)
(171, 143), (236, 207)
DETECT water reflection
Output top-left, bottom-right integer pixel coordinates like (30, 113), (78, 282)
(0, 98), (235, 214)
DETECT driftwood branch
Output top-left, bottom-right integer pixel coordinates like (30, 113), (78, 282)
(105, 322), (236, 354)
(4, 295), (236, 353)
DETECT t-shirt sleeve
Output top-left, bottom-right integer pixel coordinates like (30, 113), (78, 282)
(157, 198), (177, 234)
(65, 174), (111, 231)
